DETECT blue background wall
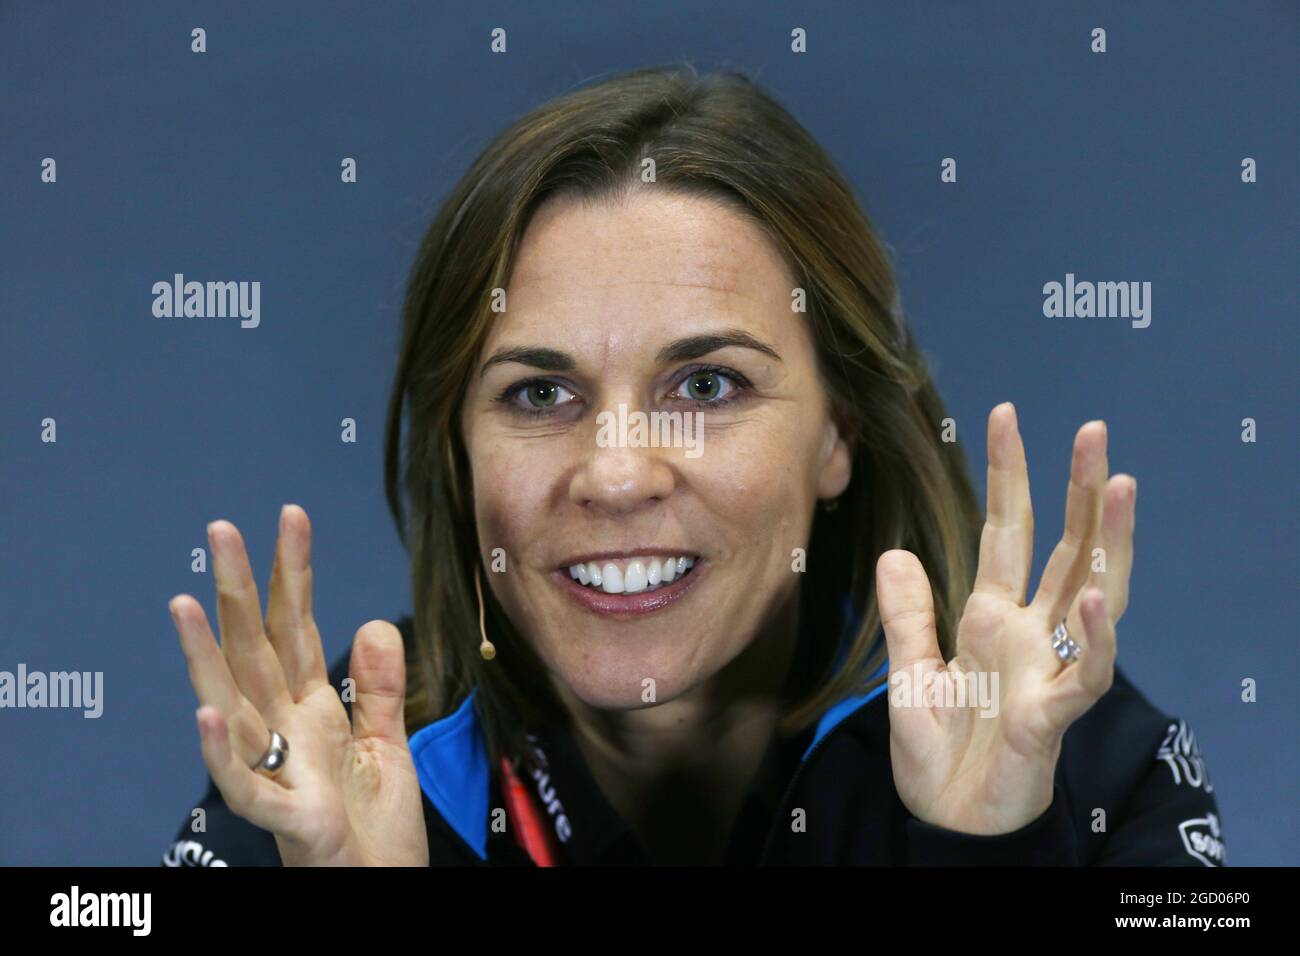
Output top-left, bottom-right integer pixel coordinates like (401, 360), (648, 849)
(1, 1), (1295, 865)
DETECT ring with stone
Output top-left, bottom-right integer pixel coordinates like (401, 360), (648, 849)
(1050, 621), (1081, 665)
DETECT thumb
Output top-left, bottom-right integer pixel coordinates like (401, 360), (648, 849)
(875, 550), (942, 672)
(349, 620), (408, 745)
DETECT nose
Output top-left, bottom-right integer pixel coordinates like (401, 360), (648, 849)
(568, 440), (677, 514)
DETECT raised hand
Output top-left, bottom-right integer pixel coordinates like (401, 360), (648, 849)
(169, 505), (428, 866)
(876, 403), (1136, 835)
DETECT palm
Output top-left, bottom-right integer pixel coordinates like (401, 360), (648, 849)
(169, 506), (430, 866)
(268, 685), (425, 866)
(878, 404), (1136, 835)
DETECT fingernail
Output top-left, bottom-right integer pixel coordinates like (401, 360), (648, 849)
(280, 504), (288, 531)
(1129, 477), (1137, 502)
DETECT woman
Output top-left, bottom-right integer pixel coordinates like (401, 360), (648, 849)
(162, 65), (1223, 866)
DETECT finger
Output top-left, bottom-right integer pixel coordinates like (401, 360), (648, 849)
(349, 620), (409, 746)
(208, 520), (292, 716)
(1030, 421), (1108, 624)
(1089, 474), (1136, 624)
(171, 595), (274, 764)
(171, 594), (244, 715)
(971, 402), (1034, 604)
(876, 550), (942, 672)
(265, 505), (329, 699)
(196, 706), (297, 835)
(1045, 587), (1115, 728)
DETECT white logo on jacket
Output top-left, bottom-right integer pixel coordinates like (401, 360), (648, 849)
(1177, 812), (1225, 866)
(161, 839), (228, 867)
(525, 737), (573, 843)
(1156, 719), (1212, 792)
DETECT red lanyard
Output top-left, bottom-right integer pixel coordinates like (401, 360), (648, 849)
(500, 756), (563, 866)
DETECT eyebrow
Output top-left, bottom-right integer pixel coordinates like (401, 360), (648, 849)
(480, 346), (575, 377)
(479, 328), (782, 377)
(655, 329), (782, 365)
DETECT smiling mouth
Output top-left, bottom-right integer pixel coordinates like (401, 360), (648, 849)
(566, 555), (696, 594)
(552, 553), (702, 616)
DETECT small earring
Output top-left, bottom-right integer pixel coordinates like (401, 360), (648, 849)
(475, 566), (496, 660)
(821, 497), (840, 513)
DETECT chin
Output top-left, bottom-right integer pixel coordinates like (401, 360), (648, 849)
(547, 644), (702, 712)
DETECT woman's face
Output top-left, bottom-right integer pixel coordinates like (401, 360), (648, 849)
(461, 188), (851, 711)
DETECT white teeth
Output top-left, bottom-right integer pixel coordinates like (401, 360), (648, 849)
(624, 560), (647, 593)
(568, 556), (695, 592)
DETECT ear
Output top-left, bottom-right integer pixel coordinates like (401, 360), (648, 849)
(815, 417), (852, 500)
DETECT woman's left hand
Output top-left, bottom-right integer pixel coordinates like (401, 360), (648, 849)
(876, 402), (1137, 835)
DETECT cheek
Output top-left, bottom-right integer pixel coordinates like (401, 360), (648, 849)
(469, 436), (562, 559)
(689, 417), (819, 548)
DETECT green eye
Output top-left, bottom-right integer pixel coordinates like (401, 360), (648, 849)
(685, 372), (721, 400)
(525, 383), (559, 407)
(498, 379), (577, 416)
(672, 368), (742, 404)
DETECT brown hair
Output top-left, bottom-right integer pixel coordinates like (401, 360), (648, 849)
(384, 63), (982, 768)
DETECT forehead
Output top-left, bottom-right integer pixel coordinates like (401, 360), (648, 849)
(502, 190), (797, 330)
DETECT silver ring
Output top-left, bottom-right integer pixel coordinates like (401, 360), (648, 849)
(1050, 621), (1081, 665)
(254, 730), (290, 776)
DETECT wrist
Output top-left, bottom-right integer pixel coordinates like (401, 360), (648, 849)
(906, 784), (1078, 865)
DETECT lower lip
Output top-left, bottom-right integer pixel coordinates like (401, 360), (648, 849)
(552, 563), (703, 617)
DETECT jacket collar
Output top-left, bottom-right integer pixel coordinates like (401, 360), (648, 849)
(407, 689), (490, 859)
(801, 662), (890, 759)
(408, 659), (890, 861)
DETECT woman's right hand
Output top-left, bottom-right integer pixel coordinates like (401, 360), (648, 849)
(168, 505), (429, 866)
